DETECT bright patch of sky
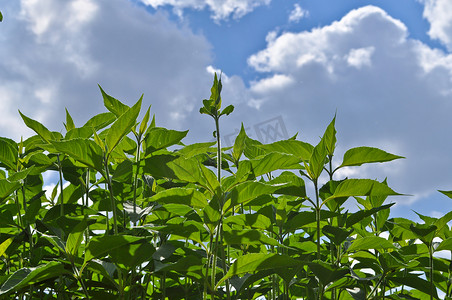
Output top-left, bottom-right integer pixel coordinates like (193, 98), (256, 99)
(2, 0), (452, 219)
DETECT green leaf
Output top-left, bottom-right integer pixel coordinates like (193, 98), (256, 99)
(51, 139), (104, 174)
(139, 105), (151, 136)
(224, 214), (272, 231)
(0, 179), (21, 201)
(217, 253), (301, 288)
(243, 135), (265, 159)
(247, 152), (302, 178)
(339, 147), (404, 168)
(268, 171), (306, 197)
(322, 115), (337, 156)
(227, 181), (280, 209)
(308, 260), (348, 286)
(176, 142), (216, 158)
(285, 210), (337, 233)
(0, 238), (13, 257)
(0, 262), (69, 295)
(24, 194), (42, 225)
(109, 239), (154, 269)
(105, 96), (142, 156)
(210, 73), (222, 109)
(168, 157), (219, 193)
(144, 127), (188, 155)
(99, 85), (129, 117)
(84, 235), (144, 264)
(436, 237), (452, 251)
(82, 112), (116, 131)
(65, 217), (89, 257)
(346, 203), (394, 228)
(64, 108), (75, 131)
(19, 111), (56, 144)
(319, 180), (347, 212)
(323, 179), (401, 206)
(150, 188), (208, 209)
(439, 190), (452, 199)
(409, 223), (437, 244)
(434, 210), (452, 233)
(0, 11), (3, 22)
(389, 275), (438, 299)
(258, 140), (313, 161)
(223, 229), (281, 247)
(347, 236), (395, 252)
(306, 138), (327, 180)
(232, 123), (247, 163)
(322, 225), (353, 245)
(220, 104), (234, 116)
(65, 127), (94, 140)
(0, 138), (18, 171)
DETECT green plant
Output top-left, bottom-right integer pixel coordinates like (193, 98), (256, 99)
(0, 74), (450, 299)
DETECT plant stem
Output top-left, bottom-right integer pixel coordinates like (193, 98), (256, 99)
(133, 139), (141, 226)
(104, 158), (118, 235)
(314, 179), (321, 260)
(57, 154), (64, 216)
(429, 245), (434, 300)
(215, 116), (221, 183)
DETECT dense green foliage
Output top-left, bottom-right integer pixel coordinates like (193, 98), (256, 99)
(1, 74), (452, 299)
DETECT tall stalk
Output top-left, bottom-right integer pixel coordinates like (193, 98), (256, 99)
(314, 179), (321, 260)
(57, 154), (64, 216)
(104, 156), (118, 235)
(200, 73), (234, 300)
(428, 245), (434, 300)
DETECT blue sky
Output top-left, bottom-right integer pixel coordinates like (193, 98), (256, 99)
(2, 0), (452, 219)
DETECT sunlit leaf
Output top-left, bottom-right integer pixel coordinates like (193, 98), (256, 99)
(323, 179), (401, 206)
(0, 138), (17, 171)
(322, 115), (337, 156)
(19, 111), (58, 143)
(339, 147), (404, 168)
(51, 139), (104, 174)
(258, 140), (313, 161)
(347, 236), (395, 252)
(82, 112), (116, 131)
(0, 238), (13, 257)
(66, 217), (89, 257)
(64, 108), (76, 131)
(150, 188), (208, 209)
(306, 138), (327, 180)
(99, 85), (129, 117)
(144, 127), (188, 155)
(232, 123), (247, 163)
(105, 96), (142, 156)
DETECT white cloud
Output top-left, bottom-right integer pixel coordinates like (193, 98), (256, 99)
(139, 0), (270, 21)
(288, 3), (308, 23)
(246, 5), (452, 205)
(421, 0), (452, 51)
(0, 0), (216, 141)
(250, 74), (294, 94)
(248, 6), (407, 73)
(346, 47), (375, 68)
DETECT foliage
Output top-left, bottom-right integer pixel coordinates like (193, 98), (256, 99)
(0, 74), (451, 299)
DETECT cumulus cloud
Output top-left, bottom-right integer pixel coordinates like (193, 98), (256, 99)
(346, 47), (375, 68)
(139, 0), (271, 21)
(0, 0), (218, 140)
(246, 5), (452, 206)
(288, 3), (308, 23)
(421, 0), (452, 51)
